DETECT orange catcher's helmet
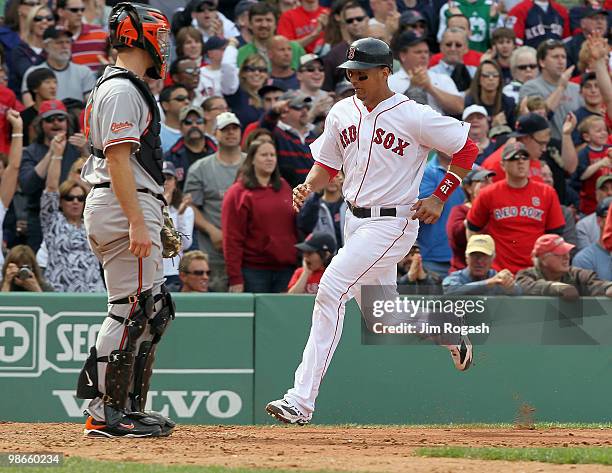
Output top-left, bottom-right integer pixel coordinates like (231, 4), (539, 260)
(109, 2), (170, 79)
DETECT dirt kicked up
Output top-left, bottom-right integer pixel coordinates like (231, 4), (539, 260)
(2, 423), (612, 473)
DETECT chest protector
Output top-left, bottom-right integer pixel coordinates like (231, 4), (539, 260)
(89, 68), (164, 185)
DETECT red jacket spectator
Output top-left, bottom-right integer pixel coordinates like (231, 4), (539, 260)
(222, 176), (297, 287)
(603, 200), (612, 251)
(277, 3), (330, 54)
(0, 86), (25, 154)
(505, 0), (570, 48)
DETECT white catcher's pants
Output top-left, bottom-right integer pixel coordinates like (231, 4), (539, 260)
(285, 210), (418, 415)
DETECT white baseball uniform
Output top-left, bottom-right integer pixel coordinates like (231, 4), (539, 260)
(284, 93), (470, 415)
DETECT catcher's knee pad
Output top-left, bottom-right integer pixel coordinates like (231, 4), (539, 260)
(109, 289), (155, 350)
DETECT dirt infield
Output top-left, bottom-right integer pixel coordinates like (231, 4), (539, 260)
(2, 423), (612, 472)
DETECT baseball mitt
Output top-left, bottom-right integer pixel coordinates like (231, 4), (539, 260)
(160, 208), (183, 258)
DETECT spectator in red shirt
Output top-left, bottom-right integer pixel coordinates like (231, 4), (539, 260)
(467, 141), (566, 273)
(222, 139), (297, 293)
(603, 198), (612, 252)
(277, 0), (330, 54)
(571, 115), (611, 214)
(447, 168), (495, 273)
(56, 0), (108, 71)
(288, 232), (336, 294)
(0, 84), (25, 154)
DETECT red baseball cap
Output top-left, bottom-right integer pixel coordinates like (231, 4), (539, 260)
(38, 99), (68, 119)
(532, 234), (575, 257)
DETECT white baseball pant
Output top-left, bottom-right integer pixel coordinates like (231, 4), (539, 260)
(285, 210), (418, 415)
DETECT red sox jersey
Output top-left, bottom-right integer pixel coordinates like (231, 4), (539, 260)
(311, 93), (469, 208)
(467, 179), (566, 273)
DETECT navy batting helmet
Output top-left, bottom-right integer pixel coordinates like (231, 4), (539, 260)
(338, 38), (393, 71)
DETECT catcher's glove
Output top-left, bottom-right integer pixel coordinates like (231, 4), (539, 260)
(160, 207), (183, 258)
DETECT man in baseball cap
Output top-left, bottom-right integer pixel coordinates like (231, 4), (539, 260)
(38, 99), (69, 120)
(516, 233), (612, 299)
(215, 111), (241, 130)
(289, 232), (337, 294)
(481, 113), (551, 183)
(462, 105), (498, 164)
(444, 234), (521, 295)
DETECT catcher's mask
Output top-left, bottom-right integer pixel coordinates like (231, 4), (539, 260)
(109, 2), (170, 80)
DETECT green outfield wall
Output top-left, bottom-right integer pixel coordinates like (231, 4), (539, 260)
(1, 293), (611, 425)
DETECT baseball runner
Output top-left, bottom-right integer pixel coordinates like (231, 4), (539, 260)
(266, 38), (479, 425)
(75, 3), (177, 438)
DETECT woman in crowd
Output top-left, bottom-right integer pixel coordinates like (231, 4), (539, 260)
(222, 140), (297, 293)
(0, 0), (45, 93)
(8, 3), (52, 95)
(466, 60), (516, 130)
(224, 54), (269, 128)
(1, 244), (53, 292)
(162, 161), (195, 290)
(242, 127), (273, 151)
(175, 26), (206, 68)
(502, 46), (539, 103)
(40, 136), (104, 292)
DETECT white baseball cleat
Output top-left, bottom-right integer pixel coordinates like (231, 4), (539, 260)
(448, 335), (473, 371)
(265, 398), (311, 425)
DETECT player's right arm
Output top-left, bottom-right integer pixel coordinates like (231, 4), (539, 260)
(294, 109), (343, 212)
(106, 142), (152, 258)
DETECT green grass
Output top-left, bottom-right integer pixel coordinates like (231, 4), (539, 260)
(416, 446), (612, 465)
(0, 457), (340, 473)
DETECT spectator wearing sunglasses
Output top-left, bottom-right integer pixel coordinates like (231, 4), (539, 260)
(321, 1), (369, 92)
(169, 58), (201, 105)
(18, 99), (81, 251)
(465, 60), (516, 132)
(8, 4), (52, 96)
(39, 137), (104, 292)
(467, 141), (566, 274)
(56, 0), (108, 71)
(297, 54), (333, 125)
(502, 46), (538, 103)
(177, 250), (210, 293)
(165, 105), (217, 190)
(159, 84), (191, 153)
(21, 26), (96, 108)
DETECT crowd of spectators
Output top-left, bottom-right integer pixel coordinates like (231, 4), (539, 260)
(0, 0), (611, 297)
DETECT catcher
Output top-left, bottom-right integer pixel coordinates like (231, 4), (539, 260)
(76, 2), (181, 438)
